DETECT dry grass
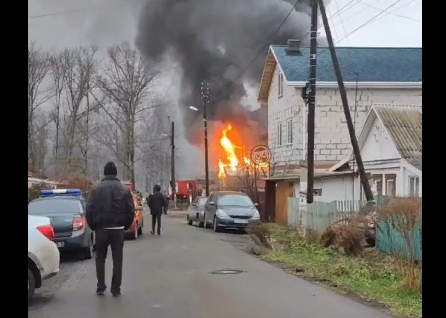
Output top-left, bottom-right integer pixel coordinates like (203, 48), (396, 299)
(250, 223), (422, 317)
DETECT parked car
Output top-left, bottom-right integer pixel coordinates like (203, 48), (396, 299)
(187, 197), (208, 227)
(28, 189), (95, 260)
(125, 192), (144, 240)
(203, 191), (261, 232)
(28, 215), (60, 301)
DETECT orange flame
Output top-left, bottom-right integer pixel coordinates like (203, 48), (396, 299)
(217, 124), (266, 181)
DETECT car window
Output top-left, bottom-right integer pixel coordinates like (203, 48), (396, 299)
(217, 195), (254, 207)
(197, 198), (207, 206)
(28, 199), (80, 215)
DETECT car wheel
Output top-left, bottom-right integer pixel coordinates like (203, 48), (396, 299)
(187, 215), (193, 226)
(203, 212), (208, 229)
(83, 240), (93, 260)
(213, 216), (222, 233)
(28, 268), (35, 301)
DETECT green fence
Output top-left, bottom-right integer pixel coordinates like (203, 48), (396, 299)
(377, 221), (422, 261)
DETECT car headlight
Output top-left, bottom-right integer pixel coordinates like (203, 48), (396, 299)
(216, 209), (230, 219)
(251, 210), (260, 220)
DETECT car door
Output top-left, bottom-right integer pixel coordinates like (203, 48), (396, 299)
(207, 194), (218, 223)
(204, 194), (213, 224)
(189, 198), (198, 220)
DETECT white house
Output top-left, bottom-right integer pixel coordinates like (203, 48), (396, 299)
(257, 42), (422, 171)
(325, 105), (422, 201)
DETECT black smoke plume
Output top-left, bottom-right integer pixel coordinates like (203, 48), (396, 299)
(136, 0), (328, 144)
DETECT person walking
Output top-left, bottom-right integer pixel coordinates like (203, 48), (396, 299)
(86, 161), (135, 297)
(148, 185), (167, 235)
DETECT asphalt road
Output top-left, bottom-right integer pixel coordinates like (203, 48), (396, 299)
(29, 214), (390, 318)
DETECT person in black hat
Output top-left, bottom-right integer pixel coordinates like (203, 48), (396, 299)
(148, 184), (168, 235)
(86, 161), (135, 297)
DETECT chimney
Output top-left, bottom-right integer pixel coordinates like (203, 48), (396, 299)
(286, 39), (300, 52)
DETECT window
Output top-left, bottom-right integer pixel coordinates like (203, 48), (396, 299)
(28, 199), (80, 215)
(385, 174), (396, 197)
(373, 175), (383, 196)
(278, 72), (284, 98)
(217, 194), (254, 207)
(277, 123), (283, 146)
(287, 120), (293, 144)
(409, 176), (420, 196)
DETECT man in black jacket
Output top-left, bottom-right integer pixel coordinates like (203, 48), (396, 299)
(86, 162), (135, 297)
(148, 185), (167, 235)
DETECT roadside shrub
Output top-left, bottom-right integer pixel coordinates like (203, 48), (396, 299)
(247, 224), (273, 250)
(320, 221), (364, 256)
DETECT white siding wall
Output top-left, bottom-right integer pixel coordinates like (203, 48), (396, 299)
(268, 66), (422, 167)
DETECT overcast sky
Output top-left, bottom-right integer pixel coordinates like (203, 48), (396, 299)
(28, 0), (422, 50)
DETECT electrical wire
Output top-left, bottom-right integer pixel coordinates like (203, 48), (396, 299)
(28, 5), (124, 19)
(333, 0), (350, 44)
(319, 0), (404, 53)
(328, 0), (361, 19)
(368, 0), (420, 24)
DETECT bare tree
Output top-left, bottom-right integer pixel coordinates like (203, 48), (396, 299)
(28, 42), (51, 173)
(48, 49), (69, 178)
(95, 41), (158, 190)
(59, 45), (98, 175)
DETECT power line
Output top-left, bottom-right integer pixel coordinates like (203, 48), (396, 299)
(331, 0), (420, 29)
(333, 0), (350, 44)
(328, 0), (361, 19)
(28, 5), (123, 19)
(327, 0), (404, 46)
(369, 0), (420, 24)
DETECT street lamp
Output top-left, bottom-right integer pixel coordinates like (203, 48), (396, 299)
(189, 87), (210, 197)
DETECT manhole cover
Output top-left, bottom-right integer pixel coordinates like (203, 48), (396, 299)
(208, 269), (246, 275)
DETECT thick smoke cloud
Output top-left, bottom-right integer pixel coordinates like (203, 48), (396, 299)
(136, 0), (327, 145)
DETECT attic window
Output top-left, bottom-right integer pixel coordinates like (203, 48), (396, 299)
(278, 72), (284, 98)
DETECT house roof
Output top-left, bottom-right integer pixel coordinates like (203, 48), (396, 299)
(258, 46), (422, 102)
(351, 106), (422, 171)
(374, 106), (422, 171)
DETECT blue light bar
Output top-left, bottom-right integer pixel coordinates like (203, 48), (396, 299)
(39, 189), (82, 198)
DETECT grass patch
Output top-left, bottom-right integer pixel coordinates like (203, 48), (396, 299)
(257, 223), (422, 317)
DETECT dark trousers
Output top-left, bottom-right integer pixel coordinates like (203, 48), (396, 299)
(152, 214), (161, 234)
(95, 229), (125, 292)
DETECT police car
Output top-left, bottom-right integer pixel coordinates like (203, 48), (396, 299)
(28, 189), (95, 260)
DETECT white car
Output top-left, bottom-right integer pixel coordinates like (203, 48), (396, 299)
(28, 215), (60, 301)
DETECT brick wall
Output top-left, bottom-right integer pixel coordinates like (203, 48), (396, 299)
(268, 66), (422, 166)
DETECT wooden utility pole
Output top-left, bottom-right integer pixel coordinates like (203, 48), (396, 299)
(201, 81), (210, 196)
(306, 0), (318, 204)
(171, 120), (176, 208)
(318, 0), (374, 202)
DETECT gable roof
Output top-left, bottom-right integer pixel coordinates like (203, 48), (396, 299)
(355, 106), (422, 171)
(258, 46), (422, 102)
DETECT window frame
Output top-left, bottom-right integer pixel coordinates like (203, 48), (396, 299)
(278, 72), (284, 98)
(277, 122), (283, 146)
(409, 176), (420, 196)
(287, 119), (293, 144)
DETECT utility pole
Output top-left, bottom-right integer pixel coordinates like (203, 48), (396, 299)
(171, 120), (176, 208)
(201, 81), (210, 196)
(318, 0), (374, 202)
(306, 0), (318, 204)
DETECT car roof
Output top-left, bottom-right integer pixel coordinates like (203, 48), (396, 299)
(31, 196), (83, 203)
(212, 191), (245, 195)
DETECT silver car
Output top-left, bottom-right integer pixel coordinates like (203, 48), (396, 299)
(187, 197), (208, 227)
